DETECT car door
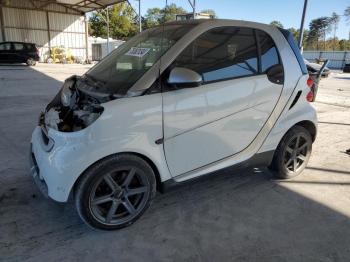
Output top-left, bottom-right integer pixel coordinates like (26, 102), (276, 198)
(12, 43), (25, 63)
(162, 26), (283, 177)
(0, 42), (13, 63)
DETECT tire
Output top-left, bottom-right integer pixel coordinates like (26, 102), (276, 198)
(269, 126), (312, 179)
(47, 57), (54, 64)
(75, 154), (157, 230)
(26, 58), (36, 66)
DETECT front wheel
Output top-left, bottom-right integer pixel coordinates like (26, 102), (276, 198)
(269, 126), (312, 179)
(75, 154), (156, 230)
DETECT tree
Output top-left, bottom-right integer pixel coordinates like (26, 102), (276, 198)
(329, 12), (340, 50)
(345, 6), (350, 48)
(143, 4), (187, 29)
(143, 7), (162, 28)
(89, 11), (107, 37)
(161, 3), (187, 23)
(270, 20), (284, 28)
(200, 9), (217, 18)
(109, 3), (138, 39)
(345, 6), (350, 23)
(89, 2), (138, 40)
(307, 17), (331, 50)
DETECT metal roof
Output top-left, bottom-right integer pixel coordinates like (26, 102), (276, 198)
(55, 0), (126, 13)
(0, 0), (127, 14)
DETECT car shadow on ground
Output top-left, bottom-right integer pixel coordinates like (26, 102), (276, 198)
(1, 65), (350, 261)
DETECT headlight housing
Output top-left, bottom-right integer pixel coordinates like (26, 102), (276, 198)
(61, 84), (73, 107)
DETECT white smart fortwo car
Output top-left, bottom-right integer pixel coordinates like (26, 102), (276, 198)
(30, 19), (317, 230)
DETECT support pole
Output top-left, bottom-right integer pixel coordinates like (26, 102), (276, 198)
(192, 0), (196, 19)
(84, 13), (89, 63)
(138, 0), (141, 32)
(46, 11), (51, 57)
(0, 7), (6, 41)
(187, 0), (196, 19)
(298, 0), (308, 51)
(106, 7), (110, 54)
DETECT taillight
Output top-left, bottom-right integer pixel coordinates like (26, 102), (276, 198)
(306, 76), (314, 102)
(306, 91), (314, 102)
(307, 77), (313, 88)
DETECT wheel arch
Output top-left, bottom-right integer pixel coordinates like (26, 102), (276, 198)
(72, 151), (162, 197)
(294, 120), (317, 142)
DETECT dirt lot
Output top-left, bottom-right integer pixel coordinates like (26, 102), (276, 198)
(0, 63), (349, 262)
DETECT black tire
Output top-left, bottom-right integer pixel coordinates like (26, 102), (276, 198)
(269, 126), (312, 179)
(26, 58), (36, 66)
(75, 154), (156, 230)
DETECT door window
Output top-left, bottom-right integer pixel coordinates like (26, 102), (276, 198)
(0, 43), (11, 50)
(24, 43), (35, 50)
(173, 27), (259, 83)
(13, 43), (24, 51)
(257, 30), (280, 72)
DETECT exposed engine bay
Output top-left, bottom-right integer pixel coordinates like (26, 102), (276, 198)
(42, 75), (104, 132)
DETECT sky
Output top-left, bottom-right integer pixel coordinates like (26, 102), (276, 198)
(129, 0), (350, 40)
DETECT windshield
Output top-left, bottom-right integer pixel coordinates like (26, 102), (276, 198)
(82, 24), (194, 96)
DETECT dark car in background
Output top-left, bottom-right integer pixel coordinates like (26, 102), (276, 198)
(0, 41), (40, 66)
(304, 58), (330, 77)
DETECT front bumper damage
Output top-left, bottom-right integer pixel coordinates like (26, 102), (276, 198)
(29, 126), (82, 202)
(29, 144), (49, 198)
(29, 123), (105, 203)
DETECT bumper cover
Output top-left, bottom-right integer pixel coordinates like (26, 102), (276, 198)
(29, 145), (49, 198)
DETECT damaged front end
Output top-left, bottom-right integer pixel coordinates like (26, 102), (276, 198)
(41, 75), (104, 133)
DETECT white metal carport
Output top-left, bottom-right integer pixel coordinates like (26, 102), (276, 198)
(0, 0), (125, 62)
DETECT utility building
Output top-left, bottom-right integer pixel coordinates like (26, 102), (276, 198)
(0, 0), (124, 61)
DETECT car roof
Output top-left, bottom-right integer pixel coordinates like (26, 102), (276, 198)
(165, 18), (277, 29)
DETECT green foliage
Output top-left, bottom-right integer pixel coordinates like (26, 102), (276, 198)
(143, 7), (162, 28)
(89, 2), (137, 40)
(307, 17), (332, 49)
(109, 3), (138, 40)
(89, 12), (107, 37)
(270, 20), (284, 28)
(143, 4), (187, 29)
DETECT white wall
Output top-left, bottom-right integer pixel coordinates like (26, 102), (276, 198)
(303, 51), (350, 69)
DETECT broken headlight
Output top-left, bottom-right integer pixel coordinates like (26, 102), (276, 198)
(60, 77), (76, 107)
(61, 84), (73, 107)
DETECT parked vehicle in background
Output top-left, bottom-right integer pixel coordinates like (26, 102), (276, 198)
(307, 60), (330, 102)
(30, 20), (318, 230)
(304, 59), (330, 77)
(0, 42), (39, 66)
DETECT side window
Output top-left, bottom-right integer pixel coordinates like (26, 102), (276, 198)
(173, 27), (258, 84)
(13, 43), (24, 51)
(0, 43), (11, 50)
(257, 30), (280, 72)
(24, 43), (31, 50)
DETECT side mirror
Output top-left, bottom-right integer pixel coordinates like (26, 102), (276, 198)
(167, 67), (203, 88)
(266, 64), (284, 85)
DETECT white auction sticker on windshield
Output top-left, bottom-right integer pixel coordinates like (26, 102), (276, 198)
(125, 47), (150, 57)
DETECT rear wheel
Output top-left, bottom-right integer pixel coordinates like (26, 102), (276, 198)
(26, 58), (36, 66)
(75, 154), (156, 230)
(269, 126), (312, 179)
